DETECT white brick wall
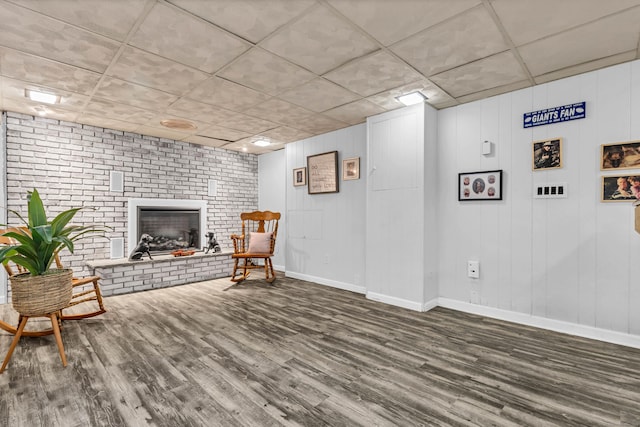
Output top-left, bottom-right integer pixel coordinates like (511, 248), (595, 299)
(4, 112), (257, 296)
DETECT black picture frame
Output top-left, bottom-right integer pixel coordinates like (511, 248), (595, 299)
(458, 169), (503, 201)
(307, 151), (339, 194)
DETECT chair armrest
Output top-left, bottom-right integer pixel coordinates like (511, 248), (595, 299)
(230, 234), (245, 253)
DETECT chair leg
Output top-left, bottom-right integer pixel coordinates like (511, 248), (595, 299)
(1, 316), (28, 373)
(230, 258), (244, 282)
(266, 258), (276, 283)
(49, 313), (67, 367)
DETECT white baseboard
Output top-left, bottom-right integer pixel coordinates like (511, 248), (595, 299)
(422, 297), (439, 312)
(285, 271), (366, 294)
(438, 298), (640, 350)
(273, 264), (285, 272)
(366, 292), (425, 312)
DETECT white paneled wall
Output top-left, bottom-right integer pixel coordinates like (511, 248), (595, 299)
(258, 151), (286, 270)
(438, 60), (640, 337)
(284, 125), (367, 292)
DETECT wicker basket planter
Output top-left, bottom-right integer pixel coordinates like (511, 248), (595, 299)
(10, 269), (73, 316)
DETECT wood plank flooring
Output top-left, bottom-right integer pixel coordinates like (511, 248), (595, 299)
(1, 274), (639, 426)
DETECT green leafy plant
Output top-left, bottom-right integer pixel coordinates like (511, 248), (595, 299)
(0, 189), (110, 276)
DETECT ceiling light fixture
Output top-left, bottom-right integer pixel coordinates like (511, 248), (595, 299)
(396, 91), (426, 106)
(160, 119), (197, 130)
(25, 89), (60, 105)
(253, 139), (271, 147)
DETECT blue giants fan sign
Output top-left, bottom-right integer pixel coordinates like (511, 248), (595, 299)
(523, 102), (586, 128)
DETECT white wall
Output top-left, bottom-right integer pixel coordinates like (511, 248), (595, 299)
(258, 150), (286, 270)
(284, 125), (367, 293)
(437, 60), (640, 338)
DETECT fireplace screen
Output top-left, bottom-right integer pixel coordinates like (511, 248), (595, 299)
(137, 208), (201, 253)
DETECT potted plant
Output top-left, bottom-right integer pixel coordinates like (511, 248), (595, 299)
(0, 189), (110, 316)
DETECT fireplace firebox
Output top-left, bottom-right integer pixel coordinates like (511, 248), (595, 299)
(138, 208), (200, 253)
(128, 199), (208, 256)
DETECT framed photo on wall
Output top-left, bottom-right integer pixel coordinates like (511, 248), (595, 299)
(458, 170), (503, 201)
(532, 137), (562, 170)
(307, 151), (338, 194)
(293, 167), (306, 186)
(601, 140), (640, 170)
(342, 157), (360, 181)
(601, 175), (640, 202)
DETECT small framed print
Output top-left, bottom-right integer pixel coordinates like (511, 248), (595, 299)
(458, 170), (503, 201)
(601, 175), (640, 202)
(293, 167), (306, 187)
(601, 140), (640, 170)
(532, 137), (562, 170)
(342, 157), (360, 181)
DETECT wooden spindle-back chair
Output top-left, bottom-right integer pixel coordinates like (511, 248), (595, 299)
(230, 211), (281, 283)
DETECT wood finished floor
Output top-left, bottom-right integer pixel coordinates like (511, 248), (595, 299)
(1, 274), (639, 426)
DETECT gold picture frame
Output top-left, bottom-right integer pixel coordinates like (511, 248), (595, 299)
(342, 157), (360, 181)
(601, 175), (640, 202)
(601, 140), (640, 170)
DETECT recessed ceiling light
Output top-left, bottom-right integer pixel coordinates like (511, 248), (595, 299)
(160, 119), (197, 130)
(25, 89), (60, 104)
(396, 91), (426, 106)
(253, 139), (271, 147)
(242, 147), (248, 152)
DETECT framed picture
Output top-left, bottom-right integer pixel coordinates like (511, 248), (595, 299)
(458, 170), (503, 201)
(307, 151), (339, 194)
(532, 137), (562, 170)
(342, 157), (360, 181)
(601, 175), (640, 202)
(293, 167), (306, 186)
(601, 140), (640, 170)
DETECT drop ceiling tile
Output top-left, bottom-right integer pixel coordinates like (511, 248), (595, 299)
(218, 114), (278, 134)
(164, 98), (239, 124)
(134, 125), (191, 142)
(366, 79), (456, 110)
(0, 47), (101, 94)
(261, 4), (378, 74)
(534, 51), (637, 85)
(260, 126), (312, 143)
(11, 0), (148, 41)
(198, 124), (252, 142)
(94, 77), (178, 110)
(130, 2), (250, 74)
(492, 0), (640, 46)
(519, 9), (640, 77)
(182, 134), (230, 148)
(84, 99), (156, 124)
(244, 98), (314, 127)
(2, 77), (89, 110)
(277, 78), (361, 112)
(167, 0), (316, 43)
(323, 99), (385, 125)
(430, 51), (529, 98)
(108, 47), (210, 95)
(218, 48), (316, 96)
(324, 50), (424, 97)
(186, 77), (271, 111)
(292, 114), (349, 135)
(0, 2), (121, 72)
(327, 0), (481, 45)
(76, 113), (142, 133)
(391, 5), (509, 77)
(456, 80), (531, 104)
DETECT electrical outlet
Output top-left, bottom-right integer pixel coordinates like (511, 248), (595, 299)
(467, 260), (479, 279)
(324, 254), (329, 264)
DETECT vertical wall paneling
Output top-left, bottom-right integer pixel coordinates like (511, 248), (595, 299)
(0, 112), (6, 304)
(258, 150), (286, 270)
(366, 104), (425, 308)
(283, 125), (367, 293)
(423, 105), (439, 303)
